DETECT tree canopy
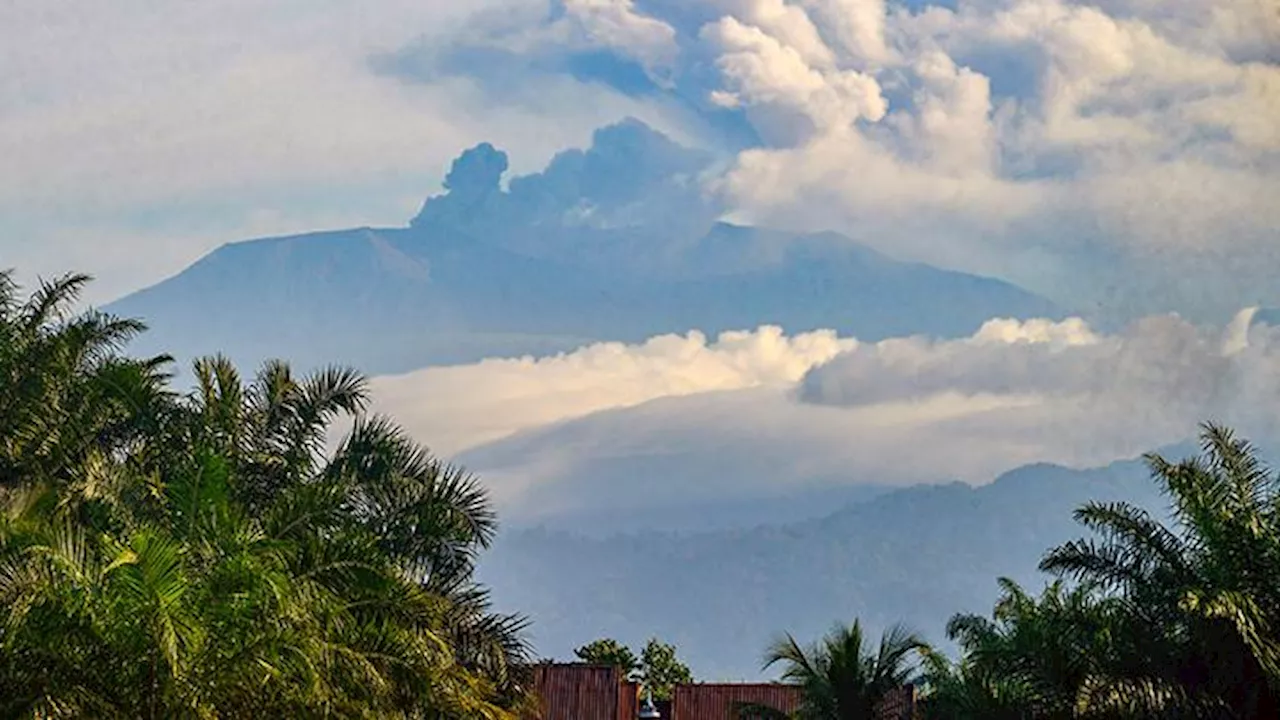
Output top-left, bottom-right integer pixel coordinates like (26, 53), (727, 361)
(6, 269), (1280, 720)
(917, 424), (1280, 718)
(573, 637), (693, 700)
(763, 620), (925, 720)
(0, 271), (532, 718)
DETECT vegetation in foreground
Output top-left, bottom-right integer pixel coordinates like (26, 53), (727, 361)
(0, 271), (530, 718)
(748, 425), (1280, 719)
(572, 637), (694, 700)
(3, 268), (1278, 719)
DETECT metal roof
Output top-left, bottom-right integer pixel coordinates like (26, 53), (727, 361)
(526, 663), (640, 720)
(670, 684), (802, 720)
(527, 665), (917, 720)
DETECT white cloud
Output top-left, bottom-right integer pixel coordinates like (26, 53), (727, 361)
(799, 0), (890, 66)
(370, 325), (853, 456)
(797, 314), (1227, 409)
(709, 0), (839, 67)
(700, 15), (886, 143)
(689, 0), (1280, 314)
(377, 312), (1280, 519)
(887, 50), (997, 175)
(561, 0), (681, 79)
(0, 0), (674, 298)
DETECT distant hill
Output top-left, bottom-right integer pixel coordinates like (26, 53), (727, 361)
(106, 120), (1062, 376)
(475, 454), (1179, 681)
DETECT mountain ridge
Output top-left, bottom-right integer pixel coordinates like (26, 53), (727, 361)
(104, 119), (1063, 377)
(476, 452), (1180, 680)
(106, 220), (1062, 377)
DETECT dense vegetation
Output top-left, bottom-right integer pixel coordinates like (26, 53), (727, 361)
(572, 637), (694, 700)
(0, 271), (531, 718)
(480, 459), (1170, 679)
(4, 268), (1278, 719)
(923, 423), (1280, 718)
(757, 426), (1280, 719)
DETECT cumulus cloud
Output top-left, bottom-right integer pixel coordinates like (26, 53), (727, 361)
(429, 0), (1273, 317)
(0, 0), (675, 299)
(370, 325), (853, 456)
(7, 0), (1278, 315)
(392, 312), (1280, 520)
(700, 16), (887, 143)
(561, 0), (682, 79)
(694, 0), (1280, 313)
(709, 0), (838, 68)
(799, 0), (889, 66)
(799, 314), (1232, 412)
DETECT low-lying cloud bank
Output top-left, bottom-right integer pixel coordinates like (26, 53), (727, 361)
(371, 310), (1280, 521)
(370, 325), (853, 455)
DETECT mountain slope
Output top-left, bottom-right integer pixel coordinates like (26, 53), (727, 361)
(475, 456), (1173, 680)
(105, 120), (1061, 375)
(107, 220), (1061, 375)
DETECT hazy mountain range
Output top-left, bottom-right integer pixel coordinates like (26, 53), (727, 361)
(95, 120), (1250, 682)
(477, 453), (1181, 680)
(105, 120), (1061, 376)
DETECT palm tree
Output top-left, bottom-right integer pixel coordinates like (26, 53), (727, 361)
(938, 578), (1221, 719)
(0, 448), (515, 718)
(916, 644), (1038, 720)
(181, 357), (532, 702)
(0, 270), (533, 717)
(0, 271), (172, 493)
(764, 620), (925, 720)
(1040, 423), (1280, 717)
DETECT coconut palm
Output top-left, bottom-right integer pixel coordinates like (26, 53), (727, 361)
(1040, 423), (1280, 717)
(938, 578), (1229, 719)
(0, 270), (532, 717)
(764, 620), (925, 720)
(0, 270), (172, 493)
(916, 644), (1038, 720)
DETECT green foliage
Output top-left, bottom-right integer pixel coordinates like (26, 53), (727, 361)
(575, 638), (640, 676)
(916, 423), (1280, 719)
(640, 638), (694, 701)
(733, 701), (796, 719)
(764, 620), (925, 720)
(0, 270), (532, 718)
(573, 637), (693, 700)
(916, 645), (1037, 720)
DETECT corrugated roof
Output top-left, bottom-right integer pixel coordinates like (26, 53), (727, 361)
(527, 666), (917, 720)
(526, 663), (640, 720)
(671, 684), (802, 720)
(875, 684), (918, 720)
(671, 683), (917, 720)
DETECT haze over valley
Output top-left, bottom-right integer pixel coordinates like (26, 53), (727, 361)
(4, 0), (1278, 695)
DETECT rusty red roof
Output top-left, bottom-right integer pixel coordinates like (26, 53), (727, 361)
(875, 684), (919, 720)
(526, 663), (640, 720)
(671, 683), (802, 720)
(671, 682), (917, 720)
(526, 665), (916, 720)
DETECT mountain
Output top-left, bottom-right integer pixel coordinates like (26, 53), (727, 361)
(105, 120), (1062, 376)
(475, 454), (1178, 681)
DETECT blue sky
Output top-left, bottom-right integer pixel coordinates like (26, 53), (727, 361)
(1, 0), (1277, 316)
(3, 0), (1279, 523)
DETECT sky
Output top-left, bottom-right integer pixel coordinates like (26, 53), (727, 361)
(0, 1), (683, 301)
(2, 0), (1277, 309)
(369, 311), (1280, 523)
(2, 0), (1278, 519)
